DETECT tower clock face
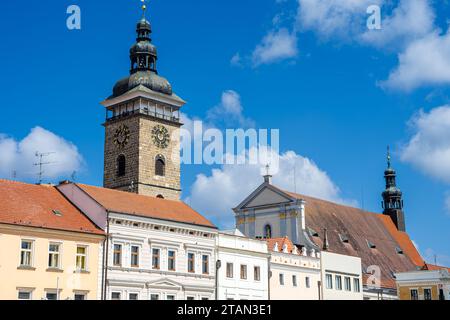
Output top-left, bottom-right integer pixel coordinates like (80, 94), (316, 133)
(113, 124), (130, 149)
(152, 125), (170, 149)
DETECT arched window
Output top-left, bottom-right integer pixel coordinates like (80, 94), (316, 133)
(156, 194), (165, 199)
(264, 225), (272, 239)
(117, 155), (126, 177)
(155, 155), (165, 177)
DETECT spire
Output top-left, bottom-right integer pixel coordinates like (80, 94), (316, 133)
(382, 146), (406, 232)
(141, 0), (147, 19)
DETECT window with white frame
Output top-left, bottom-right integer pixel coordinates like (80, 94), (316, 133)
(111, 292), (121, 300)
(113, 244), (122, 266)
(226, 263), (233, 278)
(202, 255), (209, 275)
(188, 252), (195, 273)
(129, 293), (139, 300)
(17, 290), (32, 300)
(279, 273), (284, 286)
(168, 250), (176, 271)
(254, 266), (261, 281)
(424, 288), (432, 300)
(240, 264), (247, 280)
(74, 293), (86, 300)
(344, 277), (351, 291)
(20, 240), (33, 267)
(325, 274), (333, 289)
(305, 277), (311, 288)
(130, 246), (139, 267)
(152, 248), (160, 270)
(166, 295), (176, 300)
(76, 246), (88, 271)
(335, 275), (342, 290)
(150, 294), (160, 300)
(292, 275), (298, 287)
(48, 243), (61, 269)
(46, 291), (58, 300)
(410, 289), (419, 300)
(353, 278), (360, 293)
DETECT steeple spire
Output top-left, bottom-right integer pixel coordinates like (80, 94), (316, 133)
(382, 147), (406, 231)
(141, 0), (147, 19)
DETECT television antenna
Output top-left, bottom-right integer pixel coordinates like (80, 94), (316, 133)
(34, 151), (56, 184)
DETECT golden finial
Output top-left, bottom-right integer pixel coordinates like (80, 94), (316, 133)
(141, 0), (147, 18)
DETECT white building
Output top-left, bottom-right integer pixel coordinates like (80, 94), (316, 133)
(268, 237), (321, 300)
(58, 182), (218, 300)
(320, 251), (363, 300)
(216, 230), (269, 300)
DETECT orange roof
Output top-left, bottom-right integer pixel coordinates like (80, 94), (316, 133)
(423, 263), (450, 273)
(267, 237), (297, 253)
(76, 184), (217, 228)
(283, 190), (423, 290)
(0, 180), (103, 235)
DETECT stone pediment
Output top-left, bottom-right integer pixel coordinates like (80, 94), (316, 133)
(146, 278), (184, 290)
(234, 183), (294, 211)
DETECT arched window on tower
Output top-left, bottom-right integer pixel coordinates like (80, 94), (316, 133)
(264, 225), (272, 239)
(117, 155), (126, 177)
(155, 155), (166, 177)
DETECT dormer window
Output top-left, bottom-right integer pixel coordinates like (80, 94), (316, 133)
(395, 247), (404, 255)
(367, 240), (377, 249)
(339, 234), (349, 244)
(308, 227), (319, 237)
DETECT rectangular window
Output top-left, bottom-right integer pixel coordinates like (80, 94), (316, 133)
(168, 250), (176, 271)
(306, 277), (311, 288)
(292, 275), (298, 287)
(46, 292), (58, 300)
(152, 248), (160, 270)
(76, 246), (87, 271)
(111, 292), (121, 300)
(48, 243), (61, 269)
(150, 294), (159, 300)
(410, 289), (419, 301)
(18, 291), (32, 300)
(186, 296), (195, 300)
(74, 294), (86, 301)
(240, 265), (247, 280)
(202, 255), (209, 275)
(188, 253), (195, 273)
(424, 288), (432, 301)
(353, 278), (360, 293)
(131, 246), (139, 267)
(335, 275), (342, 290)
(20, 240), (33, 267)
(326, 274), (333, 289)
(113, 244), (122, 266)
(129, 293), (138, 300)
(279, 273), (284, 286)
(344, 277), (351, 291)
(226, 263), (234, 278)
(166, 295), (176, 300)
(254, 266), (261, 281)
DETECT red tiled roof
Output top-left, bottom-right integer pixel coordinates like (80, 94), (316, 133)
(0, 180), (104, 235)
(267, 237), (297, 253)
(423, 263), (450, 273)
(76, 184), (217, 228)
(285, 190), (423, 290)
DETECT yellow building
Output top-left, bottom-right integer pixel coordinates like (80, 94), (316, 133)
(0, 180), (105, 300)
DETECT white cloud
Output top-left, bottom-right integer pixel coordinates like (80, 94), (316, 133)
(186, 149), (355, 228)
(0, 127), (84, 182)
(360, 0), (435, 50)
(252, 28), (298, 66)
(207, 90), (254, 127)
(400, 106), (450, 183)
(230, 53), (242, 67)
(382, 30), (450, 91)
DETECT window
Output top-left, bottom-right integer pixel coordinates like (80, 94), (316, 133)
(150, 294), (159, 300)
(424, 288), (432, 301)
(113, 244), (122, 266)
(353, 278), (360, 293)
(254, 266), (261, 281)
(202, 255), (209, 275)
(152, 248), (160, 270)
(240, 265), (247, 280)
(166, 295), (175, 300)
(292, 275), (298, 287)
(264, 225), (272, 239)
(201, 297), (209, 300)
(117, 155), (126, 177)
(131, 246), (139, 267)
(335, 275), (342, 290)
(186, 296), (195, 300)
(48, 243), (61, 269)
(344, 277), (351, 291)
(279, 273), (284, 286)
(18, 291), (32, 300)
(46, 292), (58, 300)
(74, 294), (86, 301)
(305, 277), (311, 288)
(188, 253), (195, 273)
(226, 263), (234, 278)
(76, 246), (87, 271)
(410, 289), (419, 301)
(168, 250), (176, 271)
(155, 156), (166, 177)
(325, 274), (333, 289)
(129, 293), (139, 300)
(20, 240), (33, 267)
(111, 292), (121, 300)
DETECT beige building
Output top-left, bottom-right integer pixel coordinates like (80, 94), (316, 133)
(0, 180), (105, 300)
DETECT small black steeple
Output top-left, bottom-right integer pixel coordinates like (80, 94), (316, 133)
(382, 146), (406, 232)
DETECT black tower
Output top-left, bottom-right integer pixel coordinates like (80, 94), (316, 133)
(382, 147), (406, 232)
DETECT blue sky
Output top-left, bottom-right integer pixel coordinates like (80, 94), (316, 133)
(0, 0), (449, 265)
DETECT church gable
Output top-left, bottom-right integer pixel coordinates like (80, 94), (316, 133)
(236, 184), (294, 210)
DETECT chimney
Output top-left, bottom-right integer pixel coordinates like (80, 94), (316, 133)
(323, 228), (330, 251)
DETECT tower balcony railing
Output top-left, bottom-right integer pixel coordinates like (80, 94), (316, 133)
(106, 108), (180, 123)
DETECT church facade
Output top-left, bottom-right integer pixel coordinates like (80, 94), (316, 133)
(233, 156), (424, 300)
